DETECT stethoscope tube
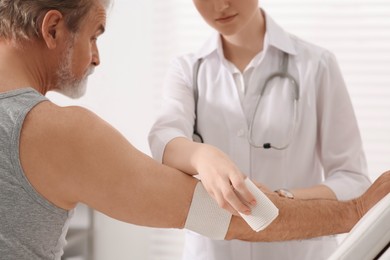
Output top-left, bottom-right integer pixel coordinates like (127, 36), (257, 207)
(248, 53), (300, 149)
(192, 52), (300, 150)
(192, 57), (204, 143)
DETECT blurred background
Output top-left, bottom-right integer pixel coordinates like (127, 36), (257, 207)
(50, 0), (390, 259)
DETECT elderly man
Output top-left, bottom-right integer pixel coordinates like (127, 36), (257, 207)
(0, 0), (389, 259)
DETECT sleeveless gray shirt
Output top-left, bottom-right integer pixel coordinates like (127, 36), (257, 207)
(0, 88), (74, 260)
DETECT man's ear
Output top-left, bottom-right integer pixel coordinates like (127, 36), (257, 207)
(40, 10), (66, 49)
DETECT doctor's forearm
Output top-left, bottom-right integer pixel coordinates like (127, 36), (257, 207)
(290, 184), (337, 200)
(163, 137), (205, 175)
(225, 194), (358, 242)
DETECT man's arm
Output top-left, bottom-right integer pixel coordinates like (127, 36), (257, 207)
(228, 170), (390, 241)
(20, 102), (390, 241)
(227, 194), (357, 241)
(20, 102), (196, 228)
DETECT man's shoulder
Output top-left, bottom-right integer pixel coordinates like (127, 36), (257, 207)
(24, 101), (103, 148)
(30, 102), (98, 128)
(20, 101), (111, 209)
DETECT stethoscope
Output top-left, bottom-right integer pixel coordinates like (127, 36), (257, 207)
(192, 52), (300, 150)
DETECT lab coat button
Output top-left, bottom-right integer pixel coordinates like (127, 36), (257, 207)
(237, 129), (245, 137)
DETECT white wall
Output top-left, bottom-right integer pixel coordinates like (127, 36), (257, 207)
(49, 0), (390, 259)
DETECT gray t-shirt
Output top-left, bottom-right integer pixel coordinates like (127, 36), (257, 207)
(0, 88), (73, 260)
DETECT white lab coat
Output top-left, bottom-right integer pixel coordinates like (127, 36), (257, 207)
(148, 11), (371, 260)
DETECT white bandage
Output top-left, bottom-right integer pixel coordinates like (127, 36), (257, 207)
(184, 182), (232, 240)
(239, 178), (279, 232)
(184, 179), (279, 240)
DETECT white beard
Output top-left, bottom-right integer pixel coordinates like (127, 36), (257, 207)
(54, 40), (94, 99)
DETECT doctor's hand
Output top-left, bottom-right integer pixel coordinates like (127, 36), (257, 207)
(193, 143), (257, 216)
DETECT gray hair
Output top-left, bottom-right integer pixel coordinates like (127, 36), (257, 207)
(0, 0), (98, 42)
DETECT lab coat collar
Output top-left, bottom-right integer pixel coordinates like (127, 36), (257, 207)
(194, 9), (297, 60)
(264, 10), (297, 55)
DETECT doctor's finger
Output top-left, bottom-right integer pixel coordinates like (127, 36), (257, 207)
(230, 176), (257, 206)
(213, 190), (242, 216)
(220, 184), (252, 215)
(215, 189), (244, 216)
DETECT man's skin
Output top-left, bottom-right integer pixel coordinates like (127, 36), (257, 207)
(0, 0), (389, 244)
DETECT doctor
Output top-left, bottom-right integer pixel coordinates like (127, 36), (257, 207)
(148, 0), (371, 259)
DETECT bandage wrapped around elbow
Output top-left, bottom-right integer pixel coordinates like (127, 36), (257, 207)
(184, 182), (232, 240)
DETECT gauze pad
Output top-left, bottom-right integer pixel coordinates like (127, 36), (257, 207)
(239, 178), (279, 232)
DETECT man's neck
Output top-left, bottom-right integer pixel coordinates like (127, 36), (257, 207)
(0, 42), (46, 94)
